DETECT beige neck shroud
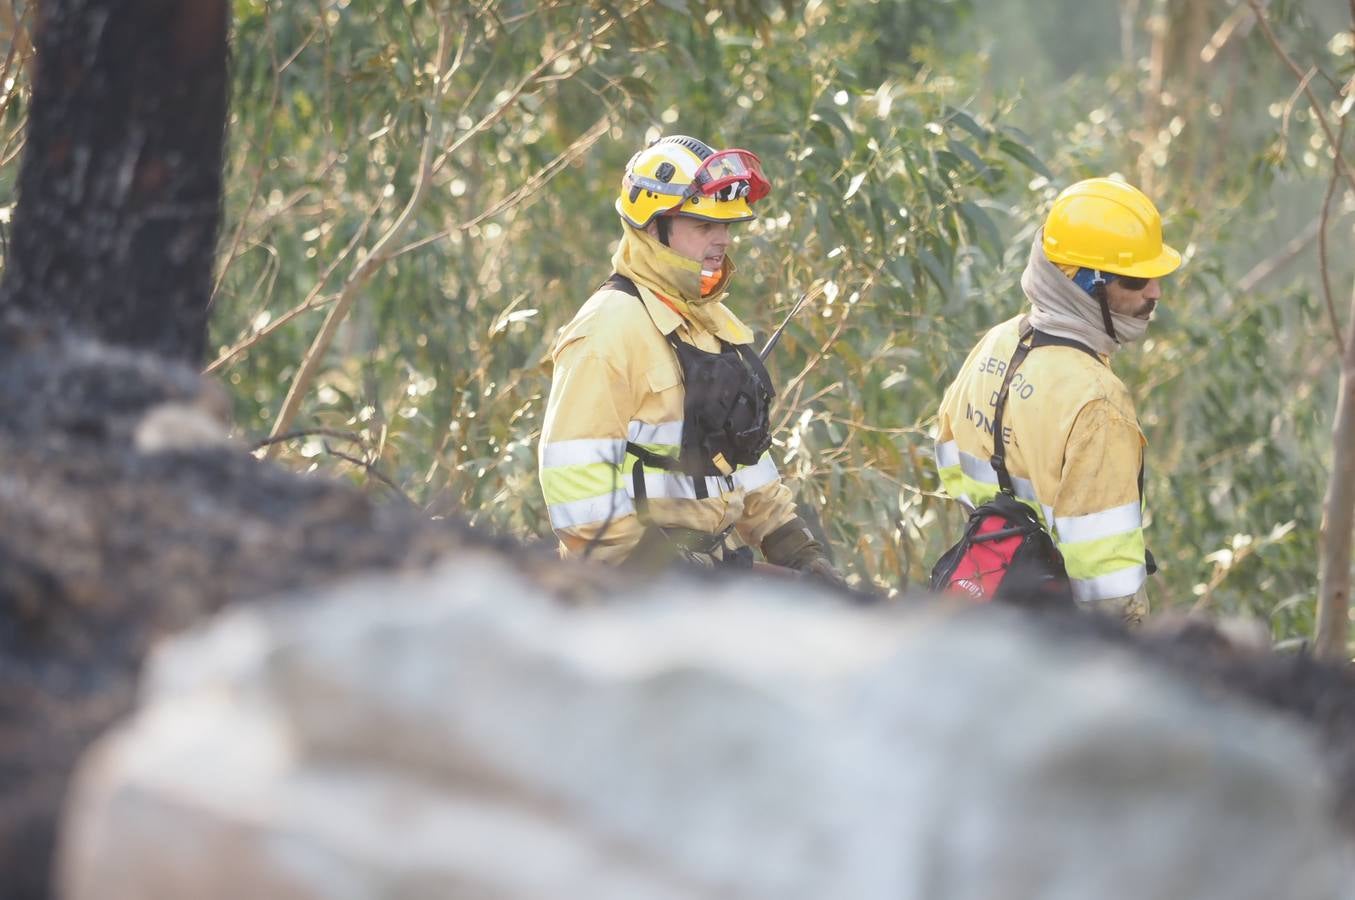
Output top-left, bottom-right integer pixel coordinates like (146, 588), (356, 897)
(611, 225), (734, 335)
(1020, 231), (1150, 356)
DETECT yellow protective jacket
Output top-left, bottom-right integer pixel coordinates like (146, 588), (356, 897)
(537, 230), (797, 563)
(934, 315), (1149, 603)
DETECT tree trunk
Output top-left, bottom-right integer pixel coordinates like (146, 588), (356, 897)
(0, 0), (228, 363)
(1317, 364), (1355, 660)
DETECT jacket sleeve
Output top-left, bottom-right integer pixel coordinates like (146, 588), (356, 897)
(1051, 400), (1148, 604)
(537, 339), (645, 563)
(733, 453), (799, 549)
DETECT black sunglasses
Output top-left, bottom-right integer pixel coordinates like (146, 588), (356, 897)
(1113, 275), (1150, 291)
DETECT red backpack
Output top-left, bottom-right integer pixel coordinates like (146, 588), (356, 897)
(930, 328), (1074, 610)
(929, 491), (1073, 608)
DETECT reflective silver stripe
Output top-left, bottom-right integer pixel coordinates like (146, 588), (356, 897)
(547, 491), (635, 529)
(626, 174), (688, 196)
(733, 455), (779, 492)
(935, 439), (960, 469)
(1055, 501), (1142, 544)
(631, 471), (728, 500)
(627, 420), (683, 446)
(956, 449), (1053, 524)
(540, 438), (627, 469)
(1070, 565), (1147, 603)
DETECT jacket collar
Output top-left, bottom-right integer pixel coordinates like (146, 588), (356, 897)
(611, 226), (753, 345)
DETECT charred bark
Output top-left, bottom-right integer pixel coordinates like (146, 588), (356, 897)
(0, 4), (473, 897)
(0, 0), (228, 362)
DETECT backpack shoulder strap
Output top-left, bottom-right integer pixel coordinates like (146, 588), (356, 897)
(991, 327), (1100, 493)
(604, 272), (678, 351)
(989, 326), (1035, 497)
(602, 273), (711, 508)
(1030, 328), (1101, 361)
(602, 272), (640, 298)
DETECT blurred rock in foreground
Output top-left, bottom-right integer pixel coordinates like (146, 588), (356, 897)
(0, 318), (497, 899)
(59, 555), (1354, 900)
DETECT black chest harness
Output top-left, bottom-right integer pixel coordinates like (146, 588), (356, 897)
(603, 273), (775, 520)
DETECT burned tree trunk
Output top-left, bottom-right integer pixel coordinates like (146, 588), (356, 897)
(0, 4), (489, 898)
(0, 0), (228, 362)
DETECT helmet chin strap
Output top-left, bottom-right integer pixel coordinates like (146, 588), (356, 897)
(655, 216), (672, 247)
(1074, 267), (1120, 344)
(1090, 271), (1120, 344)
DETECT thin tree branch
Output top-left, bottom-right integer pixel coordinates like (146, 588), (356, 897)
(433, 28), (581, 175)
(387, 113), (612, 260)
(1199, 3), (1257, 65)
(0, 0), (33, 83)
(208, 292), (338, 374)
(250, 427), (417, 505)
(458, 114), (610, 231)
(1249, 0), (1355, 194)
(1318, 119), (1348, 355)
(774, 313), (849, 435)
(1280, 66), (1319, 145)
(1317, 346), (1355, 660)
(323, 444), (417, 507)
(251, 427), (365, 451)
(1312, 0), (1355, 661)
(824, 416), (930, 436)
(0, 19), (27, 121)
(431, 0), (651, 178)
(1118, 0), (1140, 70)
(210, 5), (287, 306)
(1, 110), (28, 164)
(206, 198), (379, 373)
(263, 11), (456, 458)
(1232, 213), (1325, 294)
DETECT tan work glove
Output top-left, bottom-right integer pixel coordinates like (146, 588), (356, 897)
(761, 517), (845, 586)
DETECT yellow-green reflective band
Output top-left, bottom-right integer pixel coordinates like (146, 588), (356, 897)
(543, 454), (741, 507)
(940, 468), (1051, 528)
(630, 443), (678, 457)
(937, 464), (970, 507)
(1060, 529), (1147, 581)
(540, 461), (623, 506)
(957, 452), (1051, 521)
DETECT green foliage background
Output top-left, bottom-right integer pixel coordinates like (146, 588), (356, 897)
(3, 0), (1353, 644)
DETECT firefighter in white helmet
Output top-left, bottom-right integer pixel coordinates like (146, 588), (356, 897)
(934, 178), (1182, 624)
(537, 135), (839, 579)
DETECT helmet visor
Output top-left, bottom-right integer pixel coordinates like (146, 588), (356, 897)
(691, 149), (770, 203)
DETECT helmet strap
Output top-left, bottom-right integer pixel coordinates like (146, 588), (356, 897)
(1072, 268), (1120, 344)
(655, 215), (672, 247)
(1091, 278), (1120, 344)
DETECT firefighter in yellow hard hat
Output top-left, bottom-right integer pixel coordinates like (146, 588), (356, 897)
(933, 177), (1182, 624)
(537, 135), (840, 580)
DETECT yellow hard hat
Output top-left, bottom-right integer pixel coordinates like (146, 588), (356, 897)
(615, 135), (769, 228)
(1043, 178), (1181, 279)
